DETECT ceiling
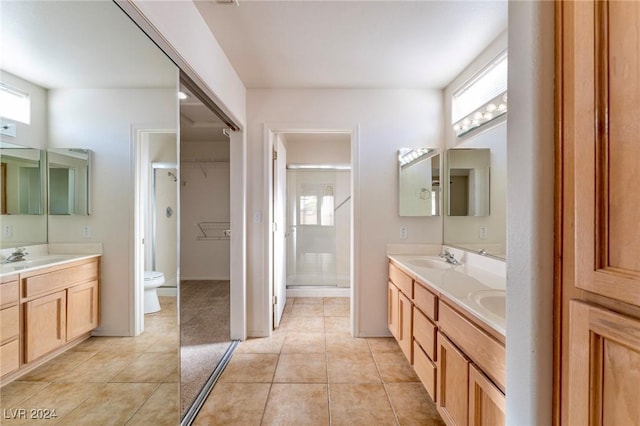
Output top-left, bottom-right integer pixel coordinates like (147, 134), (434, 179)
(1, 1), (176, 89)
(196, 0), (508, 90)
(180, 87), (229, 142)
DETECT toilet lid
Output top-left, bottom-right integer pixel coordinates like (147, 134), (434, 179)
(144, 271), (164, 280)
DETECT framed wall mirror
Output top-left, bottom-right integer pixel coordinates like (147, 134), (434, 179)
(47, 148), (91, 215)
(0, 142), (47, 248)
(398, 148), (440, 217)
(443, 121), (506, 259)
(446, 148), (490, 217)
(1, 142), (45, 215)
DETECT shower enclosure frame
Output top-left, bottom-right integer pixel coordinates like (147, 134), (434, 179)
(151, 162), (178, 274)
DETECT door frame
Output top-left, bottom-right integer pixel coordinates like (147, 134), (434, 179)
(131, 127), (177, 336)
(263, 123), (360, 336)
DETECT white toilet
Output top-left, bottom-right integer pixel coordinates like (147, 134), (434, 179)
(144, 271), (165, 314)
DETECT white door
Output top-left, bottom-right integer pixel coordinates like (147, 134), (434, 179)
(273, 135), (287, 328)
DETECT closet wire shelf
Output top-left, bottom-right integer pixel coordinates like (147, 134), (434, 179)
(196, 222), (231, 240)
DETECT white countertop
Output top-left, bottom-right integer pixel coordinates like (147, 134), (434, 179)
(0, 253), (101, 277)
(388, 254), (506, 336)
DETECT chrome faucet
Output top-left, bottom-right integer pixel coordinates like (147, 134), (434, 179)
(5, 247), (28, 263)
(440, 249), (460, 266)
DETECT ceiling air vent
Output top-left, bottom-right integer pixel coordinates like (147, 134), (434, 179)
(216, 0), (239, 5)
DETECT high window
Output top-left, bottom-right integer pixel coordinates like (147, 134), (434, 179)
(0, 83), (30, 124)
(452, 52), (507, 137)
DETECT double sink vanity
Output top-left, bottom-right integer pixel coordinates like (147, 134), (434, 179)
(387, 247), (506, 426)
(0, 245), (101, 383)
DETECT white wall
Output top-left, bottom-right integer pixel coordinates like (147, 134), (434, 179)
(247, 89), (443, 337)
(47, 88), (177, 336)
(506, 1), (555, 424)
(180, 140), (230, 280)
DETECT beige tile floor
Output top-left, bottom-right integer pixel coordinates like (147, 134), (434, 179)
(0, 297), (179, 425)
(194, 297), (445, 426)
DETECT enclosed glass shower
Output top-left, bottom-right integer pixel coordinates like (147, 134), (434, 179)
(286, 168), (351, 288)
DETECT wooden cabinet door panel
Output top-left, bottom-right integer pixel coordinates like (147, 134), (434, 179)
(67, 280), (99, 340)
(388, 281), (400, 339)
(568, 0), (640, 306)
(0, 340), (19, 377)
(414, 340), (437, 401)
(0, 305), (19, 345)
(389, 262), (413, 298)
(437, 332), (469, 426)
(414, 306), (437, 361)
(469, 364), (505, 426)
(568, 301), (640, 425)
(24, 290), (66, 363)
(398, 291), (413, 364)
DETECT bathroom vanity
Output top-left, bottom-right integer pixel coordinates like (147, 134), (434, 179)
(387, 252), (505, 426)
(0, 253), (101, 384)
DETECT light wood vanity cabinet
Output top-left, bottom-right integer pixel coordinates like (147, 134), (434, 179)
(0, 275), (20, 377)
(437, 332), (470, 426)
(24, 290), (67, 363)
(387, 259), (506, 426)
(437, 301), (505, 426)
(0, 256), (100, 383)
(468, 363), (505, 426)
(66, 280), (99, 340)
(388, 263), (413, 363)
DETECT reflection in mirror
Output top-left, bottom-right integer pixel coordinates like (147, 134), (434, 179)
(2, 0), (180, 419)
(443, 121), (506, 259)
(47, 148), (90, 215)
(446, 148), (490, 217)
(0, 142), (47, 248)
(398, 148), (440, 216)
(1, 144), (45, 215)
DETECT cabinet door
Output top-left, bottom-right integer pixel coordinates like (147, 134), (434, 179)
(0, 340), (19, 377)
(468, 364), (505, 426)
(398, 291), (413, 363)
(67, 280), (99, 340)
(437, 332), (469, 426)
(24, 290), (66, 363)
(388, 281), (400, 339)
(557, 1), (640, 422)
(567, 301), (640, 425)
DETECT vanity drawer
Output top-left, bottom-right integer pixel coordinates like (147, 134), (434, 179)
(0, 339), (20, 377)
(0, 280), (19, 309)
(414, 341), (437, 401)
(22, 260), (98, 299)
(0, 305), (19, 345)
(413, 306), (437, 361)
(438, 301), (505, 391)
(389, 262), (413, 297)
(414, 282), (437, 321)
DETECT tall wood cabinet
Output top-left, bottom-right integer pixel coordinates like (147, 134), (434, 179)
(556, 1), (640, 424)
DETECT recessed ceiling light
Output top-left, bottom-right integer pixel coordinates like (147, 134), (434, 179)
(178, 91), (188, 100)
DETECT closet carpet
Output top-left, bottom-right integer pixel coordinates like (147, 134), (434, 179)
(180, 280), (232, 416)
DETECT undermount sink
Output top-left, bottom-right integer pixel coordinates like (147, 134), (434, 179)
(405, 257), (452, 270)
(469, 289), (506, 318)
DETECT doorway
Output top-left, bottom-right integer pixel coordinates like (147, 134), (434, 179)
(269, 130), (354, 331)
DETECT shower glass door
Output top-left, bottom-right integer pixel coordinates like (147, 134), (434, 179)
(287, 169), (350, 288)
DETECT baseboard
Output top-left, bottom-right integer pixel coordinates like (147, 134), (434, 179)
(157, 288), (177, 297)
(286, 287), (350, 298)
(180, 276), (230, 281)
